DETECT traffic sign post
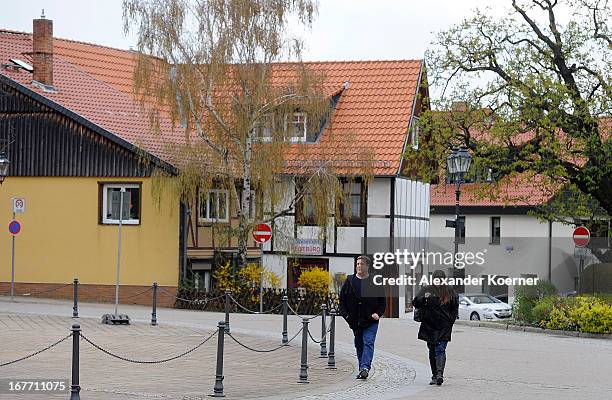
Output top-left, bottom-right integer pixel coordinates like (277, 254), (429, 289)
(253, 223), (272, 244)
(12, 197), (26, 213)
(573, 226), (591, 295)
(252, 223), (272, 312)
(573, 226), (590, 247)
(9, 217), (22, 302)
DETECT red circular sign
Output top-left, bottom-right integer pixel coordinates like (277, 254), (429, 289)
(9, 220), (21, 235)
(573, 226), (590, 247)
(253, 223), (272, 243)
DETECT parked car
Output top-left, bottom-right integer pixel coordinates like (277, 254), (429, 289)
(458, 294), (512, 321)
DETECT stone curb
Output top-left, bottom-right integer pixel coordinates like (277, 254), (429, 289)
(454, 320), (612, 340)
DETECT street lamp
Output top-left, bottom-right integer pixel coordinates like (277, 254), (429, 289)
(0, 152), (9, 185)
(446, 145), (472, 292)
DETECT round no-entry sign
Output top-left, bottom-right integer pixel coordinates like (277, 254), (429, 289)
(9, 220), (21, 235)
(253, 223), (272, 243)
(573, 226), (590, 247)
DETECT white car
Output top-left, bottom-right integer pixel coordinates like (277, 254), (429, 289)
(458, 294), (512, 321)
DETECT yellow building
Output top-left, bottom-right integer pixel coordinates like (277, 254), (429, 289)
(0, 19), (184, 306)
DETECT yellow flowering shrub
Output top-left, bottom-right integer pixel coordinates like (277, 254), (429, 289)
(297, 267), (331, 296)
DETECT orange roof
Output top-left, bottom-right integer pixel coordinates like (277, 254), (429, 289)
(430, 174), (556, 207)
(0, 29), (422, 175)
(0, 29), (187, 166)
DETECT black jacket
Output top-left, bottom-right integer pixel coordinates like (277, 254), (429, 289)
(339, 274), (386, 330)
(412, 285), (459, 343)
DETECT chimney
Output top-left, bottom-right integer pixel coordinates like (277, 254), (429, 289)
(32, 10), (53, 86)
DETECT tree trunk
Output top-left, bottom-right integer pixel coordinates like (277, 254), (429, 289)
(237, 134), (253, 268)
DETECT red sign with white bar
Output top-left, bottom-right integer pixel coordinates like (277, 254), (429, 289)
(573, 226), (590, 247)
(253, 223), (272, 243)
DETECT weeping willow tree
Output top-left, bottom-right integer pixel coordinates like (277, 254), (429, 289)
(123, 0), (371, 268)
(412, 0), (611, 220)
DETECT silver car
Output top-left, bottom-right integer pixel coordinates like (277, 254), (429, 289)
(458, 294), (512, 321)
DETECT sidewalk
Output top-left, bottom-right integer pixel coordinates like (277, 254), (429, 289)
(0, 297), (427, 400)
(4, 296), (610, 399)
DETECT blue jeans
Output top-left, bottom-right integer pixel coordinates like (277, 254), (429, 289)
(427, 341), (448, 357)
(353, 322), (378, 370)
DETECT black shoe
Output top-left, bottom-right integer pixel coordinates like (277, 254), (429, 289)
(356, 368), (369, 379)
(429, 356), (437, 385)
(435, 355), (446, 385)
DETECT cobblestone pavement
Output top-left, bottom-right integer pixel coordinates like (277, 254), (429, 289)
(0, 313), (356, 399)
(3, 296), (612, 399)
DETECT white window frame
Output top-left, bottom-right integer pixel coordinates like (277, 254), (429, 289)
(410, 116), (420, 150)
(284, 112), (307, 142)
(199, 189), (230, 223)
(102, 183), (140, 225)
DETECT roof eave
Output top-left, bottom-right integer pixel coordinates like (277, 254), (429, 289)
(397, 59), (424, 177)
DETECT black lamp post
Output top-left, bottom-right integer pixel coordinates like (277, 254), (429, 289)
(446, 145), (472, 292)
(0, 152), (9, 185)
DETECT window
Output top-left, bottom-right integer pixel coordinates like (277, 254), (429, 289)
(254, 114), (274, 142)
(490, 216), (501, 244)
(199, 189), (229, 222)
(295, 180), (316, 224)
(339, 180), (365, 224)
(410, 116), (420, 150)
(101, 183), (141, 225)
(457, 216), (466, 244)
(284, 112), (307, 142)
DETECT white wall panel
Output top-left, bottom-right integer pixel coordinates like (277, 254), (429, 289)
(336, 227), (364, 253)
(367, 217), (390, 238)
(368, 178), (391, 215)
(262, 254), (287, 288)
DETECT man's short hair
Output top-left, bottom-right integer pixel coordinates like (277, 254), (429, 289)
(357, 255), (371, 268)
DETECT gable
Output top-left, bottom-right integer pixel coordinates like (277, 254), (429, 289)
(0, 81), (152, 177)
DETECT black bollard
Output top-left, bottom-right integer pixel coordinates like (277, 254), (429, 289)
(327, 309), (336, 369)
(281, 295), (288, 344)
(297, 318), (309, 384)
(319, 303), (327, 358)
(72, 278), (79, 319)
(151, 282), (158, 326)
(211, 321), (226, 397)
(70, 323), (81, 400)
(224, 290), (231, 333)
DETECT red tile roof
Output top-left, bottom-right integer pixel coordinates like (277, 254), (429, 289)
(0, 29), (422, 175)
(0, 29), (187, 165)
(430, 174), (556, 207)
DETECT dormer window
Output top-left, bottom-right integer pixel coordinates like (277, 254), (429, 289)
(285, 112), (307, 142)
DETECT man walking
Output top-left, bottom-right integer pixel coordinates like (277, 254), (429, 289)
(339, 255), (386, 379)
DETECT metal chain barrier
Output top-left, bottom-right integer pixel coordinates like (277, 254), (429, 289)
(120, 286), (153, 300)
(228, 294), (283, 314)
(287, 303), (322, 320)
(159, 287), (225, 304)
(0, 333), (72, 367)
(80, 330), (217, 364)
(18, 283), (73, 297)
(226, 327), (303, 353)
(306, 323), (333, 344)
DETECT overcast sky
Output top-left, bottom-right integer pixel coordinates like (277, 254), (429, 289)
(1, 0), (510, 60)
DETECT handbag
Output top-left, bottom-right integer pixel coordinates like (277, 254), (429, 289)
(413, 307), (424, 322)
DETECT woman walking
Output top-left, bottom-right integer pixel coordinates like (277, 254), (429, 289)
(412, 269), (459, 386)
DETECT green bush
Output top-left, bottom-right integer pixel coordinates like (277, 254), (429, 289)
(545, 306), (576, 331)
(513, 280), (558, 323)
(530, 296), (612, 334)
(531, 296), (558, 327)
(568, 297), (612, 334)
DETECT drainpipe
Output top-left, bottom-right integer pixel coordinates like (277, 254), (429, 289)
(547, 220), (552, 282)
